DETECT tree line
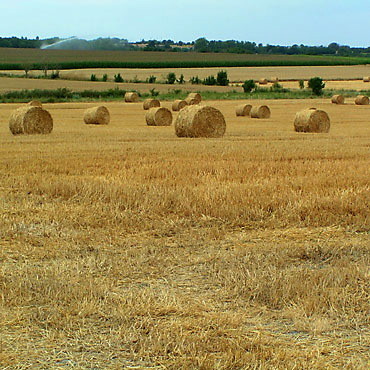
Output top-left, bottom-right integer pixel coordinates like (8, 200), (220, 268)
(0, 36), (369, 56)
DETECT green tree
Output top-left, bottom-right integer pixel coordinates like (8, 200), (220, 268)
(299, 80), (304, 89)
(166, 72), (176, 84)
(216, 70), (229, 86)
(203, 75), (217, 85)
(178, 74), (185, 84)
(242, 80), (256, 93)
(308, 77), (325, 95)
(194, 37), (209, 52)
(90, 74), (97, 81)
(114, 73), (124, 83)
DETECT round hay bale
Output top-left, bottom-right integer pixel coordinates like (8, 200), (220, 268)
(331, 95), (345, 104)
(270, 77), (279, 82)
(294, 108), (330, 133)
(9, 106), (53, 135)
(185, 97), (198, 105)
(143, 98), (160, 110)
(28, 100), (42, 107)
(172, 99), (188, 111)
(355, 95), (369, 105)
(83, 106), (110, 125)
(186, 92), (201, 104)
(175, 105), (226, 138)
(145, 107), (172, 126)
(250, 105), (271, 119)
(235, 104), (252, 117)
(259, 78), (268, 85)
(363, 77), (370, 82)
(124, 92), (139, 102)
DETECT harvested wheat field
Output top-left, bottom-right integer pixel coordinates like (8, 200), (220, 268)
(0, 99), (369, 369)
(4, 64), (369, 81)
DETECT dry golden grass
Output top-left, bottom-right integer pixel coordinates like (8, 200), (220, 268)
(0, 99), (369, 369)
(4, 64), (370, 83)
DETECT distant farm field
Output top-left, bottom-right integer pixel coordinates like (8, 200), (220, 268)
(0, 48), (370, 69)
(1, 99), (369, 368)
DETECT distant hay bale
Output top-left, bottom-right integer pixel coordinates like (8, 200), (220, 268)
(185, 97), (198, 105)
(175, 105), (226, 138)
(9, 106), (53, 135)
(172, 99), (188, 111)
(331, 95), (345, 104)
(186, 92), (201, 104)
(235, 104), (252, 116)
(83, 106), (110, 125)
(270, 77), (279, 82)
(355, 95), (369, 105)
(259, 78), (268, 85)
(250, 105), (271, 119)
(143, 98), (160, 110)
(124, 92), (139, 102)
(145, 107), (172, 126)
(28, 100), (42, 107)
(363, 77), (370, 82)
(294, 108), (330, 133)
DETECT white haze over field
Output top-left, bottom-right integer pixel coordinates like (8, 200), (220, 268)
(0, 0), (369, 46)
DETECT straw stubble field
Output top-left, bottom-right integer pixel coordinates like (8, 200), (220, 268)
(0, 99), (369, 369)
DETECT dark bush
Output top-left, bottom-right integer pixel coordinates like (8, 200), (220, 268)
(308, 77), (325, 95)
(242, 79), (256, 92)
(203, 75), (217, 85)
(166, 72), (176, 84)
(114, 73), (124, 83)
(216, 70), (229, 86)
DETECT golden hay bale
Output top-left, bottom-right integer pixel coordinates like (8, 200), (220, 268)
(83, 106), (110, 125)
(172, 99), (188, 111)
(145, 107), (172, 126)
(270, 77), (279, 82)
(28, 100), (42, 107)
(185, 97), (198, 105)
(9, 106), (53, 135)
(259, 78), (268, 85)
(331, 95), (345, 104)
(294, 108), (330, 133)
(363, 77), (370, 82)
(186, 92), (202, 104)
(143, 98), (160, 110)
(250, 105), (271, 119)
(175, 105), (226, 138)
(124, 92), (139, 102)
(235, 104), (252, 116)
(355, 95), (369, 105)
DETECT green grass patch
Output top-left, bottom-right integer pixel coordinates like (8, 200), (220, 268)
(0, 87), (368, 103)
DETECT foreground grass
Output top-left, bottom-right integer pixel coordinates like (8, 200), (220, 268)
(0, 100), (369, 368)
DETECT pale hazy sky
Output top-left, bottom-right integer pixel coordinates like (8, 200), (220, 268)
(0, 0), (369, 46)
